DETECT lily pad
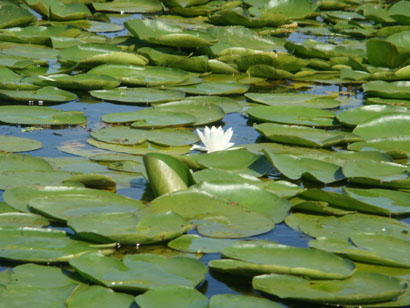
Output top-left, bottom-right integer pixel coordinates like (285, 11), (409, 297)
(91, 87), (185, 105)
(0, 1), (36, 29)
(363, 81), (410, 100)
(30, 73), (120, 90)
(0, 153), (52, 172)
(254, 123), (361, 147)
(0, 135), (42, 153)
(348, 136), (410, 159)
(193, 168), (262, 185)
(213, 241), (356, 279)
(0, 86), (77, 103)
(0, 227), (114, 263)
(93, 0), (162, 13)
(135, 285), (209, 308)
(145, 190), (275, 238)
(89, 64), (190, 86)
(0, 170), (75, 190)
(0, 213), (49, 228)
(167, 82), (250, 95)
(168, 234), (240, 253)
(245, 92), (339, 108)
(209, 294), (282, 308)
(69, 252), (207, 291)
(252, 272), (407, 304)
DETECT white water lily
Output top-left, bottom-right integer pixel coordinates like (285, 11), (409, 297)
(191, 126), (236, 153)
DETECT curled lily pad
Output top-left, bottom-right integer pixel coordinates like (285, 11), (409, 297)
(58, 43), (148, 67)
(0, 86), (77, 103)
(0, 135), (42, 152)
(0, 227), (114, 263)
(254, 123), (361, 147)
(91, 126), (199, 147)
(212, 241), (356, 279)
(93, 0), (162, 13)
(0, 1), (36, 29)
(363, 81), (410, 99)
(256, 180), (304, 198)
(145, 190), (275, 238)
(69, 252), (208, 291)
(68, 212), (191, 245)
(125, 19), (215, 48)
(248, 105), (336, 127)
(91, 87), (185, 105)
(89, 64), (190, 86)
(252, 272), (407, 305)
(0, 105), (85, 126)
(348, 136), (410, 159)
(30, 73), (120, 90)
(135, 285), (209, 308)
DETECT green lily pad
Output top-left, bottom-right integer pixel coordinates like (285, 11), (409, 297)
(285, 213), (410, 241)
(91, 126), (198, 147)
(0, 1), (36, 29)
(196, 181), (290, 223)
(389, 1), (410, 25)
(91, 87), (185, 105)
(66, 285), (136, 308)
(0, 66), (39, 90)
(58, 43), (148, 67)
(0, 170), (75, 190)
(30, 73), (120, 90)
(135, 285), (209, 308)
(155, 100), (225, 125)
(0, 44), (59, 61)
(0, 153), (52, 172)
(210, 294), (282, 308)
(291, 198), (355, 216)
(245, 92), (339, 108)
(0, 263), (80, 308)
(49, 2), (91, 21)
(0, 135), (42, 152)
(343, 160), (410, 189)
(93, 0), (162, 13)
(168, 234), (240, 253)
(167, 82), (250, 95)
(0, 86), (77, 103)
(68, 211), (191, 245)
(256, 180), (304, 198)
(0, 213), (49, 228)
(254, 123), (361, 147)
(252, 272), (407, 304)
(348, 136), (410, 159)
(0, 227), (114, 263)
(69, 252), (207, 291)
(184, 96), (242, 114)
(145, 190), (274, 238)
(125, 19), (215, 48)
(213, 241), (356, 279)
(352, 112), (410, 140)
(0, 201), (17, 214)
(248, 105), (336, 127)
(193, 168), (261, 185)
(336, 105), (409, 127)
(363, 81), (410, 100)
(28, 191), (145, 222)
(265, 152), (344, 184)
(89, 64), (190, 86)
(310, 233), (410, 268)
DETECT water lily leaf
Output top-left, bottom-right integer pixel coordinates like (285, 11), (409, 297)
(343, 160), (410, 189)
(196, 181), (291, 223)
(66, 285), (135, 308)
(87, 138), (191, 155)
(0, 263), (80, 308)
(69, 252), (207, 291)
(168, 234), (240, 253)
(30, 73), (120, 90)
(145, 190), (275, 238)
(0, 153), (52, 172)
(252, 272), (407, 304)
(212, 241), (355, 279)
(68, 211), (191, 244)
(49, 2), (91, 21)
(348, 136), (410, 159)
(93, 0), (162, 13)
(310, 233), (410, 268)
(58, 43), (148, 67)
(136, 285), (209, 308)
(254, 123), (361, 147)
(248, 105), (336, 127)
(144, 152), (195, 196)
(167, 81), (250, 95)
(389, 1), (410, 25)
(193, 168), (261, 185)
(343, 187), (410, 215)
(0, 213), (49, 228)
(91, 87), (185, 105)
(246, 64), (294, 79)
(89, 64), (190, 86)
(352, 112), (410, 140)
(256, 180), (304, 198)
(291, 198), (355, 216)
(0, 66), (39, 90)
(0, 170), (75, 190)
(258, 0), (317, 18)
(91, 126), (198, 147)
(265, 152), (344, 184)
(366, 39), (409, 69)
(245, 92), (339, 108)
(0, 1), (36, 29)
(155, 100), (225, 125)
(0, 86), (77, 103)
(210, 294), (282, 308)
(28, 191), (145, 223)
(0, 54), (47, 70)
(0, 201), (17, 213)
(363, 81), (410, 100)
(0, 43), (59, 61)
(0, 227), (114, 263)
(0, 136), (42, 153)
(125, 19), (215, 48)
(285, 212), (410, 241)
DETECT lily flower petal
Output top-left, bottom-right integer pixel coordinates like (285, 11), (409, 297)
(190, 126), (236, 153)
